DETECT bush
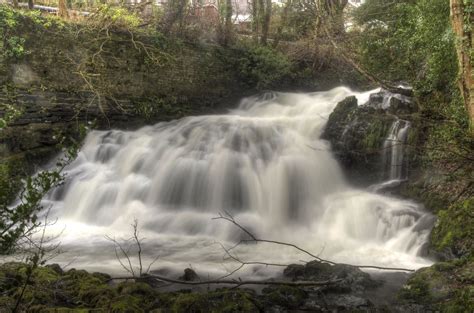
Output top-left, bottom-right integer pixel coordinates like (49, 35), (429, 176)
(89, 5), (143, 29)
(353, 0), (458, 95)
(235, 44), (292, 89)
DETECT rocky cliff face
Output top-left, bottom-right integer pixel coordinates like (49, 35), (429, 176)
(0, 14), (252, 186)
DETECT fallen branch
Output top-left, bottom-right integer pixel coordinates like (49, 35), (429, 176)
(214, 213), (415, 272)
(110, 275), (342, 287)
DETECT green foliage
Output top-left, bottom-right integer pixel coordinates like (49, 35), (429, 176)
(235, 44), (292, 89)
(90, 5), (143, 29)
(0, 263), (264, 312)
(353, 0), (458, 94)
(431, 197), (474, 256)
(0, 6), (27, 61)
(0, 5), (65, 62)
(0, 132), (79, 254)
(0, 103), (22, 129)
(5, 36), (27, 58)
(0, 168), (64, 254)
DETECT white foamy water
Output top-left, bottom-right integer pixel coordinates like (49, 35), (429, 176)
(42, 87), (433, 277)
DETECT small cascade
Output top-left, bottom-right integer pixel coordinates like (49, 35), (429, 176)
(382, 119), (410, 182)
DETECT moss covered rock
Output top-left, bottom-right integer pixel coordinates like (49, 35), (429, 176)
(431, 197), (474, 258)
(399, 258), (474, 311)
(322, 96), (396, 185)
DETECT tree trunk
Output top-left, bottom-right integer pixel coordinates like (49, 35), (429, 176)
(273, 0), (291, 48)
(223, 0), (233, 46)
(450, 0), (473, 131)
(162, 0), (188, 35)
(28, 0), (34, 9)
(58, 0), (69, 18)
(319, 0), (347, 35)
(12, 0), (18, 8)
(260, 0), (271, 45)
(251, 0), (259, 43)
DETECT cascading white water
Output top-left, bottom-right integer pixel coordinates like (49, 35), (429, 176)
(383, 119), (411, 181)
(42, 87), (433, 276)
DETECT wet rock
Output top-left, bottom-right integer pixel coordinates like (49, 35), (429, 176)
(323, 294), (374, 310)
(284, 261), (380, 294)
(262, 285), (307, 308)
(368, 89), (417, 114)
(322, 89), (419, 186)
(323, 97), (394, 185)
(398, 258), (474, 311)
(45, 263), (63, 275)
(179, 268), (200, 281)
(92, 271), (112, 282)
(282, 264), (305, 279)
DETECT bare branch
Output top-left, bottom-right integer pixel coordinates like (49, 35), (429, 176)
(111, 274), (342, 287)
(215, 214), (415, 272)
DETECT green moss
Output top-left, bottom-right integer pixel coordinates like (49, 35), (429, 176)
(262, 286), (306, 308)
(109, 294), (144, 313)
(171, 292), (209, 313)
(362, 117), (390, 150)
(168, 289), (259, 313)
(327, 96), (358, 125)
(115, 282), (157, 310)
(0, 159), (24, 205)
(216, 289), (259, 313)
(0, 296), (14, 310)
(32, 266), (60, 283)
(431, 197), (474, 256)
(61, 269), (116, 307)
(399, 259), (474, 311)
(36, 309), (94, 313)
(399, 266), (448, 303)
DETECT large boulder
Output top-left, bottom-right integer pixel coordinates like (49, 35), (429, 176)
(322, 96), (395, 185)
(284, 261), (379, 293)
(322, 89), (419, 186)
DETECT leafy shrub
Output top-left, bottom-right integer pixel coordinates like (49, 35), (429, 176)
(235, 44), (292, 89)
(89, 5), (143, 29)
(0, 6), (27, 60)
(353, 0), (458, 95)
(0, 104), (22, 129)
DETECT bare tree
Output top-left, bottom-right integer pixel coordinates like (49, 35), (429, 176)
(161, 0), (188, 35)
(106, 219), (159, 277)
(273, 0), (292, 48)
(11, 209), (62, 313)
(251, 0), (259, 42)
(223, 0), (234, 46)
(260, 0), (272, 45)
(318, 0), (348, 35)
(450, 0), (473, 130)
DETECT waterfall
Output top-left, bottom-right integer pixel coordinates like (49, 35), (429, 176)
(42, 87), (433, 276)
(383, 119), (411, 182)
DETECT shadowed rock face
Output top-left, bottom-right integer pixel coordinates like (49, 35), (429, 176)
(322, 89), (418, 186)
